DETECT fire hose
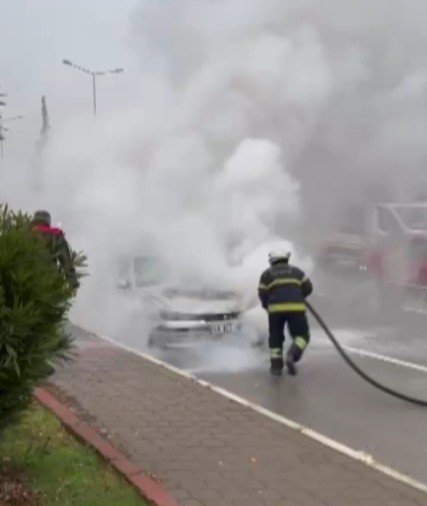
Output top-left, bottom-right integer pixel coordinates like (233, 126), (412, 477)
(306, 301), (427, 407)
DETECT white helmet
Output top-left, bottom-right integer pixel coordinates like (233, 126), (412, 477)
(268, 250), (291, 264)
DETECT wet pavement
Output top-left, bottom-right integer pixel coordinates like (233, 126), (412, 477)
(84, 294), (427, 488)
(148, 313), (427, 486)
(53, 325), (427, 505)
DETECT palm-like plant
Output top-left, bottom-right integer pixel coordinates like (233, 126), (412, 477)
(0, 205), (87, 428)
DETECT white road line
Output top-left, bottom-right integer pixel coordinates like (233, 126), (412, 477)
(344, 346), (427, 374)
(79, 326), (427, 496)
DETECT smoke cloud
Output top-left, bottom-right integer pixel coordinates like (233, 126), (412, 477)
(2, 0), (427, 339)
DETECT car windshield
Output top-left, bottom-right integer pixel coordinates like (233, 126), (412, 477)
(395, 206), (427, 231)
(133, 256), (168, 287)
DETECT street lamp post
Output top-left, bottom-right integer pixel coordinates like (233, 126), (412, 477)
(62, 59), (124, 116)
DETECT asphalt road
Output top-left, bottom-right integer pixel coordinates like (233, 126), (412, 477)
(150, 311), (427, 486)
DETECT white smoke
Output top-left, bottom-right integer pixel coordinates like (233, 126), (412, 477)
(3, 0), (427, 339)
(31, 4), (331, 334)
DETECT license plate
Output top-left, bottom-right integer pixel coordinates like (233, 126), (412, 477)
(210, 323), (236, 335)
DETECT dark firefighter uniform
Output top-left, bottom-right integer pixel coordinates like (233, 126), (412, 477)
(31, 210), (79, 291)
(258, 252), (313, 376)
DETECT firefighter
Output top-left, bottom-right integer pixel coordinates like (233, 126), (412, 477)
(258, 250), (313, 376)
(31, 210), (79, 291)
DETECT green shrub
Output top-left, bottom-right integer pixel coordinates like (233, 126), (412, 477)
(0, 205), (86, 428)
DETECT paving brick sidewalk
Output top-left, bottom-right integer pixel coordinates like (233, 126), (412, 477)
(50, 326), (427, 506)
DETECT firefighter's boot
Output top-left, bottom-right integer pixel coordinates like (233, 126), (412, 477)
(270, 364), (283, 376)
(286, 337), (308, 376)
(270, 348), (283, 376)
(285, 352), (297, 376)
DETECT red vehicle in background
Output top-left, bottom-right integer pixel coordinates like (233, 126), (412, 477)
(318, 202), (427, 314)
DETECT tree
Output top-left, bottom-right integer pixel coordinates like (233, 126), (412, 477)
(0, 204), (86, 428)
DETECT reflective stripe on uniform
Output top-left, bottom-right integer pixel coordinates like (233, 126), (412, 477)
(268, 303), (306, 313)
(270, 348), (282, 358)
(267, 278), (302, 289)
(294, 336), (308, 350)
(258, 283), (268, 290)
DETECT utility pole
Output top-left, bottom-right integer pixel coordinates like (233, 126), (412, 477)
(35, 95), (50, 157)
(32, 96), (50, 190)
(62, 59), (124, 116)
(40, 95), (50, 136)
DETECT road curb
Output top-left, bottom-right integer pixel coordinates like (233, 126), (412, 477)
(34, 387), (179, 506)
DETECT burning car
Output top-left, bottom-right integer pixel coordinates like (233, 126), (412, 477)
(115, 255), (243, 349)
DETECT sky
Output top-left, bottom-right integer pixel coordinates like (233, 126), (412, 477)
(0, 0), (138, 156)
